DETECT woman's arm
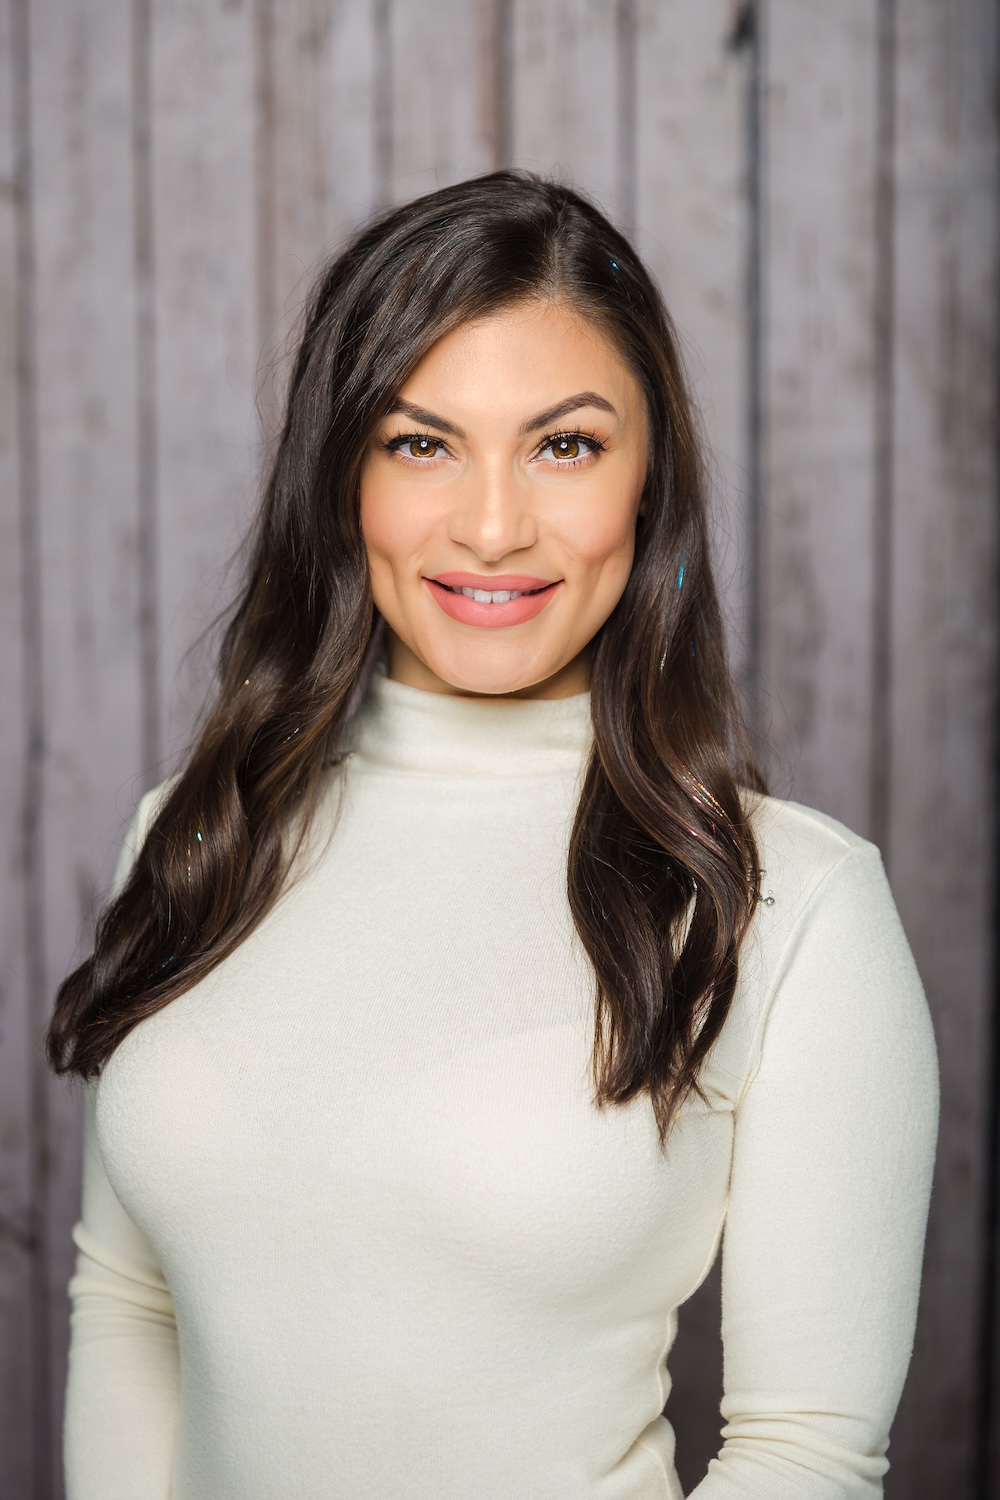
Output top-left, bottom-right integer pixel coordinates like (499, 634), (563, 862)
(691, 843), (939, 1498)
(64, 1083), (180, 1500)
(64, 788), (181, 1500)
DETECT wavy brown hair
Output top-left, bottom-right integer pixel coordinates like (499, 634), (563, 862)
(48, 171), (764, 1144)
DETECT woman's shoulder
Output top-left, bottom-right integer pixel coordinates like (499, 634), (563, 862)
(108, 775), (180, 898)
(743, 790), (883, 916)
(133, 774), (180, 829)
(699, 792), (929, 1107)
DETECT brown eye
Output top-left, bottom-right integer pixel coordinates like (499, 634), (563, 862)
(408, 436), (440, 459)
(539, 432), (604, 463)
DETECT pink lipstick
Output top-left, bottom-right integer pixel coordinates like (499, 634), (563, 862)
(425, 572), (561, 629)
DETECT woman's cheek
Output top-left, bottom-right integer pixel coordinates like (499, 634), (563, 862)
(559, 487), (639, 579)
(359, 476), (395, 557)
(361, 481), (427, 572)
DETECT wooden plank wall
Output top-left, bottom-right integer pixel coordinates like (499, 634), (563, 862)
(0, 2), (995, 1495)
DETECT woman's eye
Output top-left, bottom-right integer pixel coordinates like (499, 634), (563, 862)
(538, 432), (602, 463)
(389, 434), (446, 460)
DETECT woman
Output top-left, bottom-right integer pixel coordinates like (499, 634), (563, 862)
(50, 172), (938, 1500)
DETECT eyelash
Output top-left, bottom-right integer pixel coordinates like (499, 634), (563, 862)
(382, 429), (607, 467)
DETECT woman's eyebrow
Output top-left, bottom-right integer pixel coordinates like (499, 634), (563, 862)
(386, 391), (618, 440)
(518, 391), (618, 434)
(386, 398), (465, 438)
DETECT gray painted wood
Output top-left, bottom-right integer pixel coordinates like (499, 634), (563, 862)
(0, 2), (35, 1492)
(386, 0), (499, 204)
(259, 0), (380, 429)
(634, 0), (755, 720)
(509, 0), (621, 218)
(884, 0), (999, 1492)
(28, 3), (147, 1489)
(151, 0), (259, 767)
(758, 1), (882, 834)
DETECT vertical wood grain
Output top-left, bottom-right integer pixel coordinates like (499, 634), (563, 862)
(151, 0), (258, 764)
(758, 1), (881, 832)
(0, 0), (35, 1490)
(257, 0), (379, 439)
(634, 0), (754, 699)
(884, 0), (998, 1492)
(260, 0), (379, 335)
(29, 2), (146, 1487)
(134, 0), (159, 780)
(509, 0), (621, 219)
(384, 0), (500, 205)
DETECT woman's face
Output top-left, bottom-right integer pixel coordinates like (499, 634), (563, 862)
(360, 298), (649, 698)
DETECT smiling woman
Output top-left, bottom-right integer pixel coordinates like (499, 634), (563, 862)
(47, 173), (937, 1500)
(362, 301), (649, 694)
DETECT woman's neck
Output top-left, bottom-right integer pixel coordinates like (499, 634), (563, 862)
(348, 658), (592, 778)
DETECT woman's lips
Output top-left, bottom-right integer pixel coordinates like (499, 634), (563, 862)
(431, 572), (556, 592)
(425, 575), (561, 629)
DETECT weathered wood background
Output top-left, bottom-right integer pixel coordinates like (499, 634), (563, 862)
(1, 1), (996, 1495)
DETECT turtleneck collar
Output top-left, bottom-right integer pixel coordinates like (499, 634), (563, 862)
(347, 661), (593, 777)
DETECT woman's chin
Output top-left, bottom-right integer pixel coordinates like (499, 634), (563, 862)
(418, 660), (554, 699)
(383, 619), (590, 699)
(427, 655), (588, 701)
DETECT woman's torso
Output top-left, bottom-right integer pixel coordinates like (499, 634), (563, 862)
(92, 675), (862, 1499)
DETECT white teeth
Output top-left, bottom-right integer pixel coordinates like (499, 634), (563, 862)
(457, 586), (520, 604)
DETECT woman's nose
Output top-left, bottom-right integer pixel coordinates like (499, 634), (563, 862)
(445, 460), (538, 561)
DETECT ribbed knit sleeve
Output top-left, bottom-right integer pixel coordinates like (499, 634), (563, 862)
(690, 845), (939, 1497)
(64, 792), (180, 1500)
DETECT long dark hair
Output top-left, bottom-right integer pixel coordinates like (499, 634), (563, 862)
(48, 171), (764, 1143)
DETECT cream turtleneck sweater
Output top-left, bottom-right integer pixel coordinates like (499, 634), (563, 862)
(64, 669), (938, 1499)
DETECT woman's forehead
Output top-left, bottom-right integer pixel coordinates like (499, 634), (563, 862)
(394, 301), (643, 431)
